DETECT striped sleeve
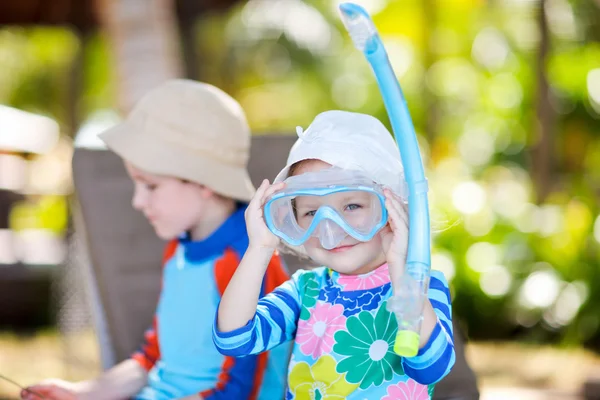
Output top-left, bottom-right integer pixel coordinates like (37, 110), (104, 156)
(202, 251), (290, 400)
(213, 270), (304, 357)
(402, 270), (456, 385)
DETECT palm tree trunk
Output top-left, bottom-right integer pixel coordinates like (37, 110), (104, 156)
(531, 0), (555, 203)
(422, 0), (438, 143)
(94, 0), (184, 113)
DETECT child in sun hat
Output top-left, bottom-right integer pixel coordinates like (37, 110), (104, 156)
(22, 80), (290, 400)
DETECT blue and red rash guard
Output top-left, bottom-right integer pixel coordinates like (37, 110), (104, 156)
(132, 205), (291, 400)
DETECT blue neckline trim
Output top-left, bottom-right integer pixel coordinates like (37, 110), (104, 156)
(178, 203), (249, 262)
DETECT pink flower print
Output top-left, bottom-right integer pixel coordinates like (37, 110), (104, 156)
(382, 379), (430, 400)
(337, 263), (390, 291)
(296, 302), (347, 359)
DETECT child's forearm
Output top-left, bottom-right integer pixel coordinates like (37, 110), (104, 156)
(78, 359), (147, 400)
(402, 271), (455, 384)
(217, 245), (274, 332)
(418, 300), (440, 348)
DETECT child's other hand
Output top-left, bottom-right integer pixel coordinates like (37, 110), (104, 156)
(245, 179), (285, 251)
(380, 189), (409, 282)
(21, 379), (81, 400)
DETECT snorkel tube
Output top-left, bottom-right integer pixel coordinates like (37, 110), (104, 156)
(339, 2), (431, 357)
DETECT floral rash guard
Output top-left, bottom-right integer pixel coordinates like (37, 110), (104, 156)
(213, 263), (455, 400)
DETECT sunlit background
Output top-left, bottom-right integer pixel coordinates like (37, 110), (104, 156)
(0, 0), (599, 398)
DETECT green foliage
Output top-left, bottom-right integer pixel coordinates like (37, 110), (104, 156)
(1, 0), (599, 350)
(193, 0), (600, 350)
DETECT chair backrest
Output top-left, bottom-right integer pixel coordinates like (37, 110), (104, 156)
(71, 148), (164, 367)
(71, 134), (478, 398)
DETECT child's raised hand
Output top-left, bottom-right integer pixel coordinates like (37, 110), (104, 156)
(245, 179), (286, 251)
(380, 189), (409, 282)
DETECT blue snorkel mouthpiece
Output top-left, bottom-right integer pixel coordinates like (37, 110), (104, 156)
(339, 2), (432, 357)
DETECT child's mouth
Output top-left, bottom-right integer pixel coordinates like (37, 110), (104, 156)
(329, 244), (356, 253)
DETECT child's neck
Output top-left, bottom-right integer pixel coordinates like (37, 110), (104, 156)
(189, 200), (237, 241)
(348, 253), (387, 276)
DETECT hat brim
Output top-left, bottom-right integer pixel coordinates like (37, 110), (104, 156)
(99, 122), (255, 202)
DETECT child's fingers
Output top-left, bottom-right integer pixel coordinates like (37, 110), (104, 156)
(389, 191), (409, 225)
(392, 204), (408, 230)
(379, 223), (393, 238)
(385, 199), (406, 234)
(385, 190), (408, 228)
(22, 384), (63, 399)
(249, 180), (270, 208)
(386, 206), (398, 232)
(389, 189), (404, 203)
(261, 182), (286, 205)
(383, 192), (395, 228)
(246, 180), (270, 222)
(384, 188), (405, 202)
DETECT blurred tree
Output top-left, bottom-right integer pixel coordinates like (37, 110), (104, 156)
(95, 0), (184, 113)
(189, 0), (600, 353)
(531, 0), (557, 203)
(0, 0), (599, 353)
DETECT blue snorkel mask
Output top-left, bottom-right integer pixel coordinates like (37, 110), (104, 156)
(338, 3), (432, 358)
(265, 167), (389, 250)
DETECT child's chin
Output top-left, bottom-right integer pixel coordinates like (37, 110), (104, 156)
(323, 257), (364, 275)
(307, 247), (360, 271)
(331, 264), (366, 275)
(153, 227), (178, 241)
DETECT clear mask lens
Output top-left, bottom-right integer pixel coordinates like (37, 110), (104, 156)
(314, 219), (348, 250)
(265, 185), (386, 247)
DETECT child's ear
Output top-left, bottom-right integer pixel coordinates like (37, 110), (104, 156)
(182, 179), (214, 199)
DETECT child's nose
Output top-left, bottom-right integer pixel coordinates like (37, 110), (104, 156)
(132, 188), (147, 211)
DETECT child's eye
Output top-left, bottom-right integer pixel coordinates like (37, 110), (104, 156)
(304, 210), (317, 217)
(345, 204), (362, 211)
(145, 183), (157, 191)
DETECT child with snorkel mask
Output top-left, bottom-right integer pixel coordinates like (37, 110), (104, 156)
(214, 110), (455, 399)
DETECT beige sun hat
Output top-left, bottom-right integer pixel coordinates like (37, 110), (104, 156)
(98, 79), (255, 202)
